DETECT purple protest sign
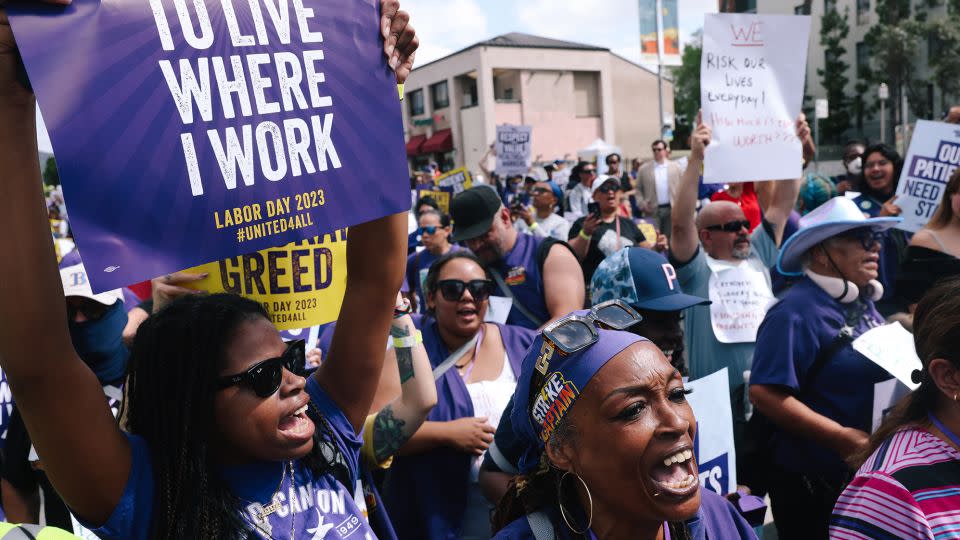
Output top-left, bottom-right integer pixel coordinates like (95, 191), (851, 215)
(9, 0), (408, 292)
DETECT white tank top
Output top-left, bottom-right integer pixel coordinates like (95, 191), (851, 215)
(465, 352), (517, 481)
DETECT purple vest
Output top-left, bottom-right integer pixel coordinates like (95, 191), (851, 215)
(495, 233), (553, 329)
(382, 318), (537, 540)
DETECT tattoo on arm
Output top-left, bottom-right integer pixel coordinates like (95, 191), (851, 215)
(390, 325), (415, 384)
(372, 405), (408, 463)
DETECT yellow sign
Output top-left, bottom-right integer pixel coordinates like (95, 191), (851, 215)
(417, 190), (451, 214)
(184, 229), (347, 330)
(435, 167), (473, 193)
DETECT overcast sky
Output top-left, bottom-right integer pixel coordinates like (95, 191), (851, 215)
(35, 0), (716, 154)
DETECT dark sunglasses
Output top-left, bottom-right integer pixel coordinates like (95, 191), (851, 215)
(595, 182), (620, 194)
(66, 299), (111, 321)
(836, 228), (884, 251)
(582, 168), (597, 175)
(706, 220), (751, 233)
(217, 339), (306, 398)
(436, 279), (496, 302)
(418, 225), (440, 235)
(541, 300), (643, 355)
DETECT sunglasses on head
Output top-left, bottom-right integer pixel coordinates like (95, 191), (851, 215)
(217, 339), (306, 398)
(418, 225), (440, 235)
(436, 279), (496, 302)
(541, 300), (643, 355)
(706, 220), (751, 233)
(836, 228), (884, 251)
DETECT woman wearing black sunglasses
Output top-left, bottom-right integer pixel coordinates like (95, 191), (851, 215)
(0, 1), (418, 538)
(381, 252), (538, 540)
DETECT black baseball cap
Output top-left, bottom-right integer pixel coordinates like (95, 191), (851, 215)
(450, 186), (502, 242)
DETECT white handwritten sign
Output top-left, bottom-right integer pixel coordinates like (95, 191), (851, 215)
(707, 258), (775, 343)
(496, 125), (533, 176)
(687, 368), (737, 495)
(853, 322), (922, 390)
(701, 13), (811, 184)
(893, 120), (960, 232)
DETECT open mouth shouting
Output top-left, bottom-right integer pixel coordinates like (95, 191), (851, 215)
(649, 445), (699, 499)
(278, 399), (314, 443)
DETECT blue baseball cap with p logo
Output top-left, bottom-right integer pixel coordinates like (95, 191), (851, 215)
(590, 248), (710, 312)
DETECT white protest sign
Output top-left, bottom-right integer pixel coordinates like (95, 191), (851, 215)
(701, 13), (811, 184)
(496, 125), (533, 176)
(484, 296), (513, 325)
(853, 322), (922, 391)
(687, 368), (737, 495)
(706, 258), (775, 343)
(872, 378), (911, 432)
(893, 120), (960, 232)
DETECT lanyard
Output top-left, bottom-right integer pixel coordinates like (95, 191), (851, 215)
(928, 412), (960, 449)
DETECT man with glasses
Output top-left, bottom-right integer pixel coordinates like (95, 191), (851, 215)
(637, 139), (683, 235)
(669, 114), (810, 451)
(514, 181), (571, 241)
(449, 186), (585, 329)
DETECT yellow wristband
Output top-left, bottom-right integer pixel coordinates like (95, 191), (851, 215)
(392, 330), (422, 349)
(579, 230), (592, 241)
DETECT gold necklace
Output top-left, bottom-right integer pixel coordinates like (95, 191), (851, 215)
(243, 461), (296, 540)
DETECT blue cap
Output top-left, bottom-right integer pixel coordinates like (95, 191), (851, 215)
(512, 323), (644, 473)
(546, 180), (564, 202)
(591, 248), (710, 311)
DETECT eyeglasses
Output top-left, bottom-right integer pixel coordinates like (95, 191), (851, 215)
(541, 300), (643, 355)
(864, 159), (891, 169)
(582, 169), (597, 175)
(436, 279), (496, 302)
(836, 228), (884, 251)
(418, 225), (439, 235)
(597, 182), (620, 193)
(653, 147), (667, 153)
(705, 220), (751, 233)
(66, 299), (111, 321)
(217, 339), (306, 398)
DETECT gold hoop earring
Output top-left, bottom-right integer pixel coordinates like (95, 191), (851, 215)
(558, 471), (593, 535)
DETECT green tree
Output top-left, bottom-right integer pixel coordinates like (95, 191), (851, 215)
(42, 156), (59, 186)
(671, 41), (701, 146)
(816, 4), (851, 143)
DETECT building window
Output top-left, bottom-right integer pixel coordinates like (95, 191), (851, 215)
(824, 0), (837, 12)
(460, 78), (478, 108)
(430, 81), (449, 109)
(856, 42), (870, 77)
(794, 4), (810, 14)
(856, 0), (869, 24)
(573, 72), (600, 117)
(408, 89), (424, 117)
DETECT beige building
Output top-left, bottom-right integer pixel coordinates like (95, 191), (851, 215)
(402, 33), (674, 178)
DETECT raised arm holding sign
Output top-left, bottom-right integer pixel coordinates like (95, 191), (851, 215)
(700, 13), (811, 184)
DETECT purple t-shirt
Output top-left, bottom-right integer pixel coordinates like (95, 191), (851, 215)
(86, 378), (374, 540)
(750, 277), (892, 475)
(492, 489), (756, 539)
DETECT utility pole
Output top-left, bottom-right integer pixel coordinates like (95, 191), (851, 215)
(878, 83), (888, 144)
(655, 0), (666, 140)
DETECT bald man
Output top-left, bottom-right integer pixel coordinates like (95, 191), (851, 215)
(669, 114), (811, 440)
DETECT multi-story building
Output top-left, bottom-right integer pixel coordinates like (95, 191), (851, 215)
(402, 32), (675, 177)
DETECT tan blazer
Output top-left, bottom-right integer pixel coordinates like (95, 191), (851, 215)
(637, 160), (683, 213)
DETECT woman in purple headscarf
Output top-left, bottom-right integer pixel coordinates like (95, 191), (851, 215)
(492, 305), (756, 539)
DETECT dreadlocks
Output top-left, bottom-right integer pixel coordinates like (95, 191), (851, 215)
(123, 294), (333, 538)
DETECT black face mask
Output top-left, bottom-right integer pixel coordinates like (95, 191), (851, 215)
(68, 301), (130, 385)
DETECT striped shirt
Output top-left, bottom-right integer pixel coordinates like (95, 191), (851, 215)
(830, 427), (960, 539)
